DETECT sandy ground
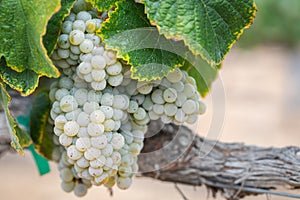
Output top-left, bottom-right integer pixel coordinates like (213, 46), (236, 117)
(0, 46), (300, 200)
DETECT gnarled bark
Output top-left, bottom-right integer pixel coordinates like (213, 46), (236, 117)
(1, 92), (300, 200)
(140, 121), (300, 199)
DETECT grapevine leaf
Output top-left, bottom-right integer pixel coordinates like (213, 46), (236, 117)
(137, 0), (257, 65)
(129, 49), (183, 80)
(0, 0), (60, 78)
(0, 82), (32, 154)
(99, 0), (184, 81)
(0, 57), (39, 96)
(30, 90), (54, 160)
(43, 0), (76, 55)
(86, 0), (118, 11)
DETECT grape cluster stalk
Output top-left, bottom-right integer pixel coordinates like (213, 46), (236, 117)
(48, 0), (206, 197)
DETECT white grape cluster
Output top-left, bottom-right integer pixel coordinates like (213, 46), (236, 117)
(48, 0), (205, 197)
(51, 144), (92, 197)
(76, 46), (124, 90)
(148, 68), (206, 124)
(49, 76), (143, 196)
(50, 0), (123, 92)
(50, 0), (105, 77)
(119, 67), (206, 125)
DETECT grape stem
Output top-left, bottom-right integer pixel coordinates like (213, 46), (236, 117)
(1, 92), (300, 200)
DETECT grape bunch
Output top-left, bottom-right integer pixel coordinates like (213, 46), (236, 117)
(119, 67), (206, 125)
(76, 47), (124, 90)
(48, 0), (206, 197)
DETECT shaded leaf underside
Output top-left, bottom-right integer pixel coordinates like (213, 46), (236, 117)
(0, 82), (31, 154)
(30, 91), (54, 159)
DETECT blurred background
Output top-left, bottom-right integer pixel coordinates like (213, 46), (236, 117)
(0, 0), (300, 199)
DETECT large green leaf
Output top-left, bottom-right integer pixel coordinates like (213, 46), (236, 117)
(137, 0), (257, 65)
(0, 57), (39, 96)
(129, 49), (183, 81)
(99, 0), (184, 81)
(30, 90), (54, 159)
(0, 82), (32, 154)
(87, 0), (118, 11)
(0, 0), (60, 78)
(43, 0), (76, 55)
